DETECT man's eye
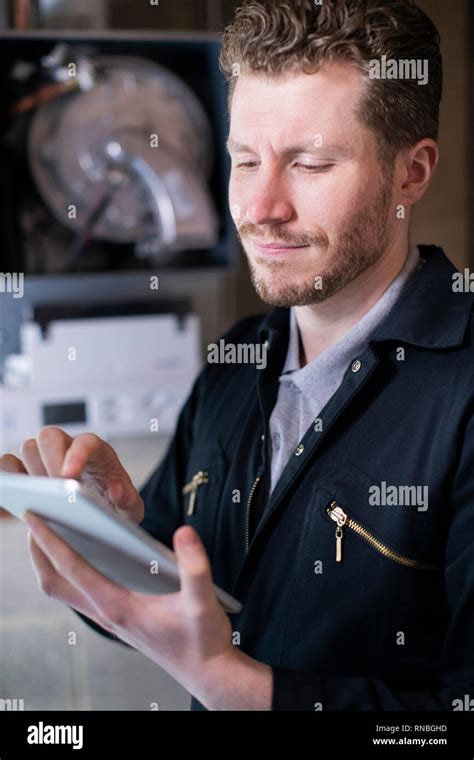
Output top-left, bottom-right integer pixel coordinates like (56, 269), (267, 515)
(295, 163), (333, 172)
(234, 162), (333, 172)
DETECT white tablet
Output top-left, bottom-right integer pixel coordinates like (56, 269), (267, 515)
(0, 473), (242, 614)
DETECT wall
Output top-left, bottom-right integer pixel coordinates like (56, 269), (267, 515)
(413, 0), (470, 270)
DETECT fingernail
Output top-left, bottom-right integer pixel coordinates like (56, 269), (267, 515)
(178, 529), (197, 546)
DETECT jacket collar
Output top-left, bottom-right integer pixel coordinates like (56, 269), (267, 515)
(257, 245), (474, 351)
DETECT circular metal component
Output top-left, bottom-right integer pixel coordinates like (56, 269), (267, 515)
(28, 56), (214, 243)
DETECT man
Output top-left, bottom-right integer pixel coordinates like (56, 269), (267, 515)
(2, 0), (474, 710)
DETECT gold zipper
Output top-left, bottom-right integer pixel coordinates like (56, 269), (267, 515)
(326, 500), (439, 572)
(245, 474), (262, 553)
(182, 470), (209, 515)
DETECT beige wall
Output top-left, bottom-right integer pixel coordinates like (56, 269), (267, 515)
(232, 0), (471, 322)
(413, 0), (470, 270)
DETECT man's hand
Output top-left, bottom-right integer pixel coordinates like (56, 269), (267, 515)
(22, 513), (273, 710)
(0, 426), (144, 524)
(1, 426), (273, 708)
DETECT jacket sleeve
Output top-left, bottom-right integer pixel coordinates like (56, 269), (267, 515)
(272, 410), (474, 710)
(74, 367), (204, 643)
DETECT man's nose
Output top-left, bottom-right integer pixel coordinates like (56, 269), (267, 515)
(246, 172), (293, 226)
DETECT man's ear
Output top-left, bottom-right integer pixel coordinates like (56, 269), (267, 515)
(398, 138), (439, 207)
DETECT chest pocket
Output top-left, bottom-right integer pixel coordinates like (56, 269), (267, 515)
(316, 462), (442, 573)
(181, 440), (228, 558)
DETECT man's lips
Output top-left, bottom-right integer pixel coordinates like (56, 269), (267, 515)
(251, 239), (310, 254)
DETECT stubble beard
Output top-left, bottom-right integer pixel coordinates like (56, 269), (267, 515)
(240, 178), (394, 308)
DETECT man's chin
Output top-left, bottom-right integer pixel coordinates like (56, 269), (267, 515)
(252, 278), (326, 308)
(246, 254), (330, 306)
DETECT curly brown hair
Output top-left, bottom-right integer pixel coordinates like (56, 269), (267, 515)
(219, 0), (442, 167)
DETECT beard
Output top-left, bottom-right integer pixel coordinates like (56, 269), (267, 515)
(236, 176), (394, 307)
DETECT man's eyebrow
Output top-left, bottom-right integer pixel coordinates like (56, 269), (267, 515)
(225, 137), (352, 157)
(226, 138), (254, 153)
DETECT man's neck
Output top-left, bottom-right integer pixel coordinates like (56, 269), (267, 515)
(295, 238), (411, 367)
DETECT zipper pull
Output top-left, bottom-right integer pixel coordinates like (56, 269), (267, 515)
(182, 470), (209, 515)
(335, 526), (343, 562)
(326, 500), (347, 563)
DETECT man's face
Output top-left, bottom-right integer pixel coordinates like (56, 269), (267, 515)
(227, 62), (398, 307)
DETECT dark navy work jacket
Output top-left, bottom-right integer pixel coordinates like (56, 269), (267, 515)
(87, 244), (474, 711)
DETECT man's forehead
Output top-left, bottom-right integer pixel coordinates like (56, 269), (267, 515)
(229, 67), (364, 146)
(225, 135), (355, 158)
(230, 64), (364, 106)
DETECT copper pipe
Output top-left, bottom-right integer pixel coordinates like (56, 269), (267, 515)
(12, 0), (31, 30)
(11, 80), (80, 115)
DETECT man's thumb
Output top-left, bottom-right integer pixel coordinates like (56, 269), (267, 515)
(173, 526), (212, 604)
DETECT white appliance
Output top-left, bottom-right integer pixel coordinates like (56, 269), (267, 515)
(0, 313), (201, 447)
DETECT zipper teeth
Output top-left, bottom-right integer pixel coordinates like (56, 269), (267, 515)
(326, 501), (437, 572)
(348, 518), (425, 569)
(245, 475), (261, 553)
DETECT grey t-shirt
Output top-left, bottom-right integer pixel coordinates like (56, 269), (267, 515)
(268, 245), (423, 494)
